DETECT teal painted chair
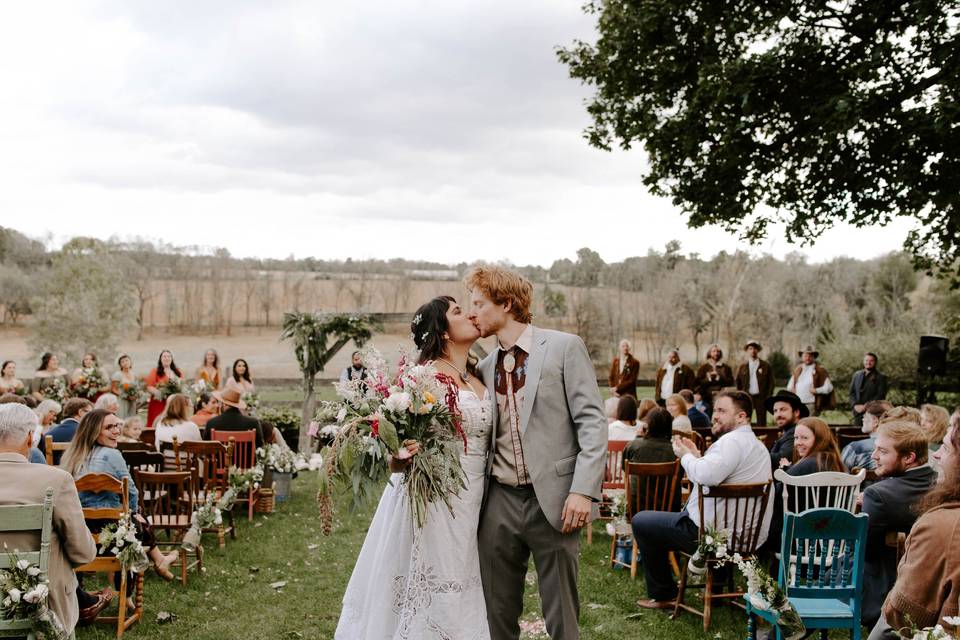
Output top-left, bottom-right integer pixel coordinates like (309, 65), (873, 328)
(0, 487), (55, 640)
(746, 507), (868, 640)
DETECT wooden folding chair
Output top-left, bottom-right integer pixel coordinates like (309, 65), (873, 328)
(673, 481), (772, 631)
(138, 429), (156, 449)
(210, 429), (260, 521)
(43, 434), (70, 466)
(675, 429), (706, 454)
(133, 469), (200, 586)
(179, 439), (236, 547)
(74, 474), (143, 638)
(587, 439), (628, 544)
(117, 441), (152, 452)
(611, 459), (681, 578)
(0, 488), (55, 638)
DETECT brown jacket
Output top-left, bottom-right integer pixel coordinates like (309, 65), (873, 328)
(789, 363), (837, 412)
(883, 502), (960, 632)
(735, 359), (776, 398)
(694, 361), (734, 392)
(654, 364), (696, 400)
(0, 453), (97, 634)
(608, 355), (640, 397)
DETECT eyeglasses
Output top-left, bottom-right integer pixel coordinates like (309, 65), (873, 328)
(102, 423), (123, 432)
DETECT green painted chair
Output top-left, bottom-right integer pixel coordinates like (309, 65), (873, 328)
(0, 486), (55, 640)
(746, 507), (868, 640)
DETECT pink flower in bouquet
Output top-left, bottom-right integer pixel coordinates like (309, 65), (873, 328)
(307, 421), (319, 438)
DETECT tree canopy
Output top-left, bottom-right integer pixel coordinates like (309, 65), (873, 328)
(557, 1), (959, 280)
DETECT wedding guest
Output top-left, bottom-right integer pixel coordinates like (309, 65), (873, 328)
(338, 351), (367, 385)
(782, 417), (845, 475)
(636, 398), (658, 437)
(787, 345), (835, 416)
(191, 392), (220, 428)
(665, 393), (692, 433)
(679, 389), (710, 431)
(841, 400), (892, 471)
(654, 348), (695, 407)
(632, 391), (772, 609)
(154, 394), (202, 466)
(623, 408), (680, 508)
(850, 352), (889, 426)
(93, 393), (120, 415)
(195, 348), (221, 390)
(40, 398), (94, 457)
(204, 388), (264, 446)
(261, 421), (292, 451)
(609, 339), (640, 398)
(860, 420), (937, 629)
(60, 409), (179, 582)
(0, 403), (102, 634)
(604, 397), (620, 424)
(29, 352), (69, 402)
(871, 420), (960, 639)
(735, 340), (776, 426)
(117, 416), (143, 444)
(110, 354), (140, 419)
(0, 360), (24, 394)
(608, 395), (639, 440)
(922, 404), (951, 474)
(0, 394), (45, 463)
(695, 344), (733, 413)
(143, 349), (182, 430)
(34, 398), (62, 431)
(224, 358), (255, 395)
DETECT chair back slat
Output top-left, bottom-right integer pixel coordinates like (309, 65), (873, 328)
(697, 482), (772, 554)
(0, 487), (54, 575)
(43, 435), (70, 466)
(625, 459), (680, 518)
(179, 440), (232, 493)
(774, 469), (865, 518)
(674, 429), (705, 453)
(210, 430), (256, 469)
(603, 440), (628, 490)
(139, 429), (156, 448)
(133, 469), (193, 525)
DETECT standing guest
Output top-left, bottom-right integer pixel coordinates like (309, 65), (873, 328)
(609, 395), (639, 441)
(679, 389), (710, 431)
(154, 394), (202, 465)
(39, 397), (94, 455)
(871, 420), (960, 639)
(195, 348), (222, 390)
(70, 352), (109, 400)
(29, 352), (69, 402)
(143, 350), (182, 430)
(654, 348), (695, 407)
(841, 400), (892, 471)
(110, 354), (140, 419)
(191, 392), (220, 428)
(205, 388), (264, 446)
(764, 390), (808, 470)
(117, 416), (143, 444)
(636, 398), (658, 437)
(665, 393), (693, 433)
(781, 417), (845, 475)
(338, 351), (367, 385)
(93, 393), (120, 415)
(735, 340), (776, 426)
(224, 358), (255, 395)
(859, 420), (937, 630)
(850, 352), (889, 426)
(0, 403), (103, 634)
(0, 360), (25, 394)
(695, 344), (734, 414)
(34, 398), (62, 432)
(609, 339), (640, 398)
(922, 404), (951, 474)
(632, 391), (773, 609)
(787, 345), (835, 416)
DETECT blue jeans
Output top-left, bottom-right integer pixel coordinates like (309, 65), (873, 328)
(631, 510), (699, 601)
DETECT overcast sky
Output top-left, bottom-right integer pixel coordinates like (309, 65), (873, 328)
(0, 1), (912, 267)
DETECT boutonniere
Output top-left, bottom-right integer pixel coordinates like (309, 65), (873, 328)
(757, 368), (763, 374)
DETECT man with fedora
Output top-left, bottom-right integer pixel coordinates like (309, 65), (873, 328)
(764, 390), (808, 469)
(204, 389), (264, 447)
(787, 346), (835, 416)
(735, 340), (775, 426)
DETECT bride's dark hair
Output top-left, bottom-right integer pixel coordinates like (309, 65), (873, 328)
(411, 296), (480, 379)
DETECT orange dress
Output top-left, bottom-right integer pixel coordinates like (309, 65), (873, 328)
(197, 367), (221, 390)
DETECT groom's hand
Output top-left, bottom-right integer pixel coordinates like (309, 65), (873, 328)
(561, 493), (592, 533)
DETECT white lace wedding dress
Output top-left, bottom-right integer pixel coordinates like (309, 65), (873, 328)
(335, 389), (492, 640)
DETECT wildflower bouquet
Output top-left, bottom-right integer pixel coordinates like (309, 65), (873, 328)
(0, 548), (68, 640)
(97, 512), (151, 574)
(41, 378), (68, 404)
(228, 465), (263, 492)
(71, 368), (107, 399)
(316, 347), (467, 530)
(715, 548), (805, 640)
(119, 380), (148, 405)
(158, 377), (182, 401)
(258, 444), (297, 474)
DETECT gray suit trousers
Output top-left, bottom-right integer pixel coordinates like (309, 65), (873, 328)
(479, 481), (580, 640)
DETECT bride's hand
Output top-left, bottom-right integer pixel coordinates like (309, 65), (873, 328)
(389, 440), (421, 472)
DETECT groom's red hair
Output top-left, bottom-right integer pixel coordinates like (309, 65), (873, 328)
(463, 265), (533, 324)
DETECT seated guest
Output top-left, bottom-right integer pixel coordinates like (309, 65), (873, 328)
(0, 393), (45, 463)
(623, 408), (680, 509)
(636, 398), (658, 436)
(60, 410), (178, 581)
(0, 403), (107, 632)
(679, 389), (710, 431)
(191, 392), (220, 428)
(765, 390), (808, 470)
(608, 395), (639, 441)
(204, 389), (264, 446)
(604, 396), (619, 424)
(922, 404), (951, 474)
(39, 398), (94, 454)
(153, 393), (202, 465)
(93, 393), (120, 414)
(841, 400), (893, 471)
(871, 420), (960, 639)
(781, 417), (845, 476)
(859, 420), (937, 630)
(34, 398), (62, 432)
(117, 416), (143, 444)
(665, 393), (692, 433)
(632, 391), (773, 609)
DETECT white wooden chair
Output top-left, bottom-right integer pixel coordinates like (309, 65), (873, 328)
(774, 468), (866, 516)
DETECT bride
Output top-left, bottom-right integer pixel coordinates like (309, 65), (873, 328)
(335, 296), (492, 640)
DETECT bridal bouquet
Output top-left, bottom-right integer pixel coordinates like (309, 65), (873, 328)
(71, 368), (107, 399)
(0, 548), (68, 640)
(316, 348), (467, 530)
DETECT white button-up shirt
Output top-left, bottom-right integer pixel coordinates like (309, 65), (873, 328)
(681, 424), (773, 546)
(748, 359), (760, 395)
(660, 362), (679, 399)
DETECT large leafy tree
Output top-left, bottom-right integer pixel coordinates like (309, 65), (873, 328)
(558, 2), (959, 279)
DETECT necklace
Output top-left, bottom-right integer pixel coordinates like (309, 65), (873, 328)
(437, 358), (470, 384)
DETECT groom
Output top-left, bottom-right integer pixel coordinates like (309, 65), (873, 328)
(465, 265), (606, 640)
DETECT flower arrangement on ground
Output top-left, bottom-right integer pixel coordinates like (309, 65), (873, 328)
(182, 488), (238, 551)
(258, 443), (297, 474)
(41, 378), (68, 404)
(0, 548), (68, 640)
(603, 489), (630, 536)
(70, 368), (107, 399)
(315, 347), (467, 529)
(96, 512), (151, 574)
(157, 377), (182, 401)
(228, 464), (264, 493)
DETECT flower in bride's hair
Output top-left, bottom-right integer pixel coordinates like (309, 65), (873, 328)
(412, 314), (422, 325)
(420, 332), (429, 341)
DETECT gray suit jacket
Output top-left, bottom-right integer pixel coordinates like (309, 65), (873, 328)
(481, 326), (607, 531)
(0, 452), (97, 635)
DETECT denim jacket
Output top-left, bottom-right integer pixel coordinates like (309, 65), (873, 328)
(841, 434), (877, 472)
(77, 446), (139, 513)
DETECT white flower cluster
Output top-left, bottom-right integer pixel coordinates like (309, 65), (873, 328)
(258, 444), (298, 474)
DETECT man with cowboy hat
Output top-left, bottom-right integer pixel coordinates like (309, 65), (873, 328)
(787, 345), (835, 416)
(764, 389), (809, 469)
(204, 388), (265, 447)
(735, 339), (775, 426)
